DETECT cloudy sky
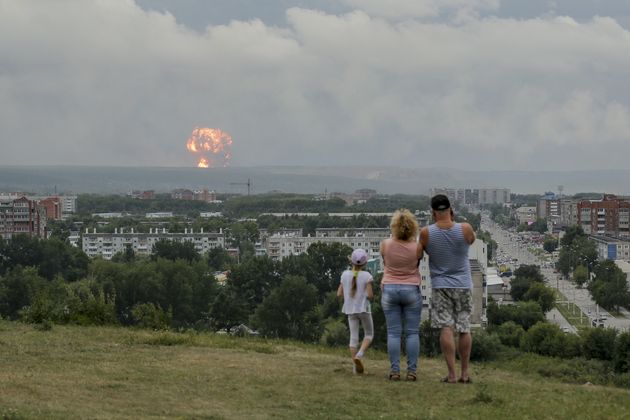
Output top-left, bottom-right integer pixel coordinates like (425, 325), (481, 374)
(1, 0), (630, 170)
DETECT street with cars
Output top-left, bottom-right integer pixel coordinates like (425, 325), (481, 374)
(481, 215), (630, 333)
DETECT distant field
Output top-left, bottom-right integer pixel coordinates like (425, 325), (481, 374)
(1, 321), (629, 419)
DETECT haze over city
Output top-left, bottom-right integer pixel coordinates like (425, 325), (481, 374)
(2, 0), (630, 172)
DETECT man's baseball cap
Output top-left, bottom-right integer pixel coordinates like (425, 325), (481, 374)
(431, 194), (451, 211)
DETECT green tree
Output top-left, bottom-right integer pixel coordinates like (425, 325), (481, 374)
(486, 301), (545, 330)
(306, 242), (353, 297)
(557, 232), (597, 277)
(252, 275), (321, 342)
(206, 247), (233, 271)
(0, 235), (43, 276)
(0, 266), (48, 319)
(580, 327), (618, 361)
(543, 235), (558, 253)
(228, 256), (281, 312)
(208, 284), (249, 331)
(476, 230), (497, 261)
(151, 240), (199, 263)
(523, 283), (556, 313)
(513, 265), (544, 282)
(573, 265), (589, 288)
(522, 322), (581, 358)
(510, 264), (544, 300)
(560, 225), (585, 247)
(614, 331), (630, 373)
(228, 221), (259, 248)
(529, 218), (548, 234)
(112, 244), (136, 263)
(588, 260), (630, 312)
(495, 321), (525, 347)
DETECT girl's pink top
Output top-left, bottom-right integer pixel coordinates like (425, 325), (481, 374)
(381, 238), (421, 285)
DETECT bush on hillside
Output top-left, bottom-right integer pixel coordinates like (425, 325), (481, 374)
(131, 303), (172, 330)
(613, 331), (630, 373)
(487, 301), (545, 330)
(522, 322), (581, 358)
(612, 372), (630, 388)
(470, 331), (501, 361)
(20, 278), (117, 326)
(580, 327), (618, 361)
(321, 319), (348, 347)
(495, 321), (526, 348)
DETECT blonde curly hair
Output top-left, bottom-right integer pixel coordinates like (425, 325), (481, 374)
(390, 209), (418, 241)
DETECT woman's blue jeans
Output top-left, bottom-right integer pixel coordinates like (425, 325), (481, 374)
(381, 284), (422, 374)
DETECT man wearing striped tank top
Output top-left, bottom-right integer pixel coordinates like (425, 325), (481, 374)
(420, 194), (476, 384)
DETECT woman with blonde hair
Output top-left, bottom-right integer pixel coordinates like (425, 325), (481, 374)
(380, 209), (423, 381)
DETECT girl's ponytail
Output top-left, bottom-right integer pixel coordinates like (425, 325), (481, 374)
(351, 269), (358, 298)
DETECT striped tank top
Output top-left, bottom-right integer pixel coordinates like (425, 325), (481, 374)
(426, 223), (472, 289)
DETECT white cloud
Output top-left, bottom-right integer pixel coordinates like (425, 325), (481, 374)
(339, 0), (500, 20)
(1, 0), (629, 170)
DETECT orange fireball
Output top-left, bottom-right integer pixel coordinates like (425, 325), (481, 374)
(186, 127), (232, 168)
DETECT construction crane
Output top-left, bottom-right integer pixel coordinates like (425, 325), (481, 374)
(230, 178), (252, 196)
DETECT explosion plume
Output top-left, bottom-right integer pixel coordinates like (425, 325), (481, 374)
(186, 127), (233, 168)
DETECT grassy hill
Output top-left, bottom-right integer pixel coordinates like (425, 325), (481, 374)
(1, 321), (629, 419)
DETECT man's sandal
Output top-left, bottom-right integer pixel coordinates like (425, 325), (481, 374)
(406, 372), (417, 382)
(389, 372), (401, 381)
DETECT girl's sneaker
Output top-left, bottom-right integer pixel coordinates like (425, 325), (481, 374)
(353, 357), (364, 374)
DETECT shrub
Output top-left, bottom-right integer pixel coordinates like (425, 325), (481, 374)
(321, 319), (348, 347)
(470, 331), (501, 361)
(131, 303), (172, 330)
(20, 292), (55, 324)
(496, 321), (525, 348)
(580, 327), (618, 361)
(613, 331), (630, 373)
(66, 280), (117, 325)
(487, 301), (545, 330)
(612, 372), (630, 389)
(522, 322), (581, 358)
(19, 279), (117, 326)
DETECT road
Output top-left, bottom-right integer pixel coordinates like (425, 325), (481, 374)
(481, 216), (630, 333)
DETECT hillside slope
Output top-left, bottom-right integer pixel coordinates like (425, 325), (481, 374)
(0, 321), (628, 419)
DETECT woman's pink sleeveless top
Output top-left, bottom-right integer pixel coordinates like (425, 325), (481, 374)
(381, 238), (421, 285)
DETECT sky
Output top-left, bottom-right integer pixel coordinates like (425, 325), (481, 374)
(1, 0), (630, 171)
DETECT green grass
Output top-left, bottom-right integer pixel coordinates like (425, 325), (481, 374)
(1, 320), (629, 419)
(555, 291), (591, 329)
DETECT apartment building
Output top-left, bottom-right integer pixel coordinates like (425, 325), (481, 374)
(265, 228), (389, 263)
(515, 206), (537, 224)
(82, 227), (225, 260)
(430, 188), (510, 207)
(578, 194), (630, 238)
(0, 196), (47, 239)
(589, 235), (630, 261)
(171, 188), (218, 203)
(559, 198), (579, 227)
(537, 193), (561, 220)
